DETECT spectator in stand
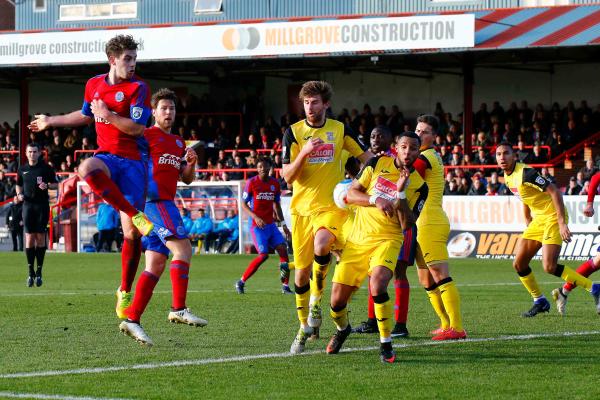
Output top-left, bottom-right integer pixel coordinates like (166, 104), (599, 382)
(217, 150), (231, 168)
(576, 171), (585, 188)
(247, 133), (259, 150)
(491, 101), (505, 126)
(564, 119), (579, 144)
(475, 149), (492, 165)
(450, 150), (462, 166)
(580, 180), (591, 196)
(63, 129), (81, 157)
(439, 144), (451, 164)
(541, 167), (555, 183)
(516, 141), (529, 163)
(580, 159), (598, 182)
(259, 133), (270, 150)
(273, 153), (283, 169)
(457, 177), (470, 195)
(520, 100), (533, 124)
(444, 179), (460, 195)
(489, 172), (510, 195)
(229, 154), (246, 180)
(528, 143), (547, 164)
(6, 195), (23, 251)
(468, 176), (486, 195)
(462, 153), (473, 166)
(565, 176), (582, 195)
(361, 104), (375, 133)
(0, 170), (7, 201)
(246, 150), (258, 169)
(475, 103), (491, 132)
(47, 135), (64, 168)
(272, 136), (283, 153)
(233, 134), (246, 150)
(546, 128), (561, 156)
(387, 105), (404, 134)
(474, 131), (491, 148)
(189, 209), (213, 253)
(485, 183), (498, 196)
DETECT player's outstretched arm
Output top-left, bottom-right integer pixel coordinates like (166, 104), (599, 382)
(28, 111), (93, 132)
(547, 183), (572, 242)
(180, 148), (197, 184)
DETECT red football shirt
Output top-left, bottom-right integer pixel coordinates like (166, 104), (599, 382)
(243, 175), (281, 226)
(145, 126), (187, 201)
(82, 73), (151, 160)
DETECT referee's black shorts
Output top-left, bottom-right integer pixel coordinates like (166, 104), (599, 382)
(23, 202), (49, 234)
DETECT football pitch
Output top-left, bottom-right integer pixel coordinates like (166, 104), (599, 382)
(1, 253), (600, 400)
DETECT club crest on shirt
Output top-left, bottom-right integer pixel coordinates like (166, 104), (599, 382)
(37, 176), (43, 184)
(131, 107), (143, 120)
(270, 185), (275, 191)
(326, 131), (334, 141)
(176, 139), (183, 148)
(115, 91), (125, 102)
(176, 225), (186, 236)
(308, 143), (334, 164)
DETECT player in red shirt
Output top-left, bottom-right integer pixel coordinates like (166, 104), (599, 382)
(236, 158), (291, 294)
(28, 35), (154, 319)
(552, 172), (600, 315)
(119, 88), (207, 346)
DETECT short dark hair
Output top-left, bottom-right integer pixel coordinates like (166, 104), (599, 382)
(497, 141), (514, 152)
(151, 88), (178, 109)
(105, 34), (138, 58)
(26, 142), (41, 151)
(256, 157), (272, 167)
(395, 131), (421, 146)
(417, 114), (440, 134)
(299, 81), (333, 103)
(371, 125), (392, 138)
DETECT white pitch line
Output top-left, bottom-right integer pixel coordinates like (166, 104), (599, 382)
(0, 281), (563, 297)
(0, 392), (132, 400)
(1, 330), (598, 380)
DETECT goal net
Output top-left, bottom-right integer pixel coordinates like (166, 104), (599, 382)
(75, 180), (247, 254)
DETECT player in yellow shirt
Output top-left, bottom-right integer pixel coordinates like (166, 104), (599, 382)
(326, 132), (426, 363)
(495, 142), (600, 316)
(413, 115), (466, 341)
(282, 81), (372, 354)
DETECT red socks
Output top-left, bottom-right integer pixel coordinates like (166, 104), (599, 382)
(83, 169), (138, 217)
(367, 283), (376, 319)
(170, 260), (190, 310)
(394, 279), (410, 324)
(121, 238), (141, 292)
(241, 254), (268, 282)
(126, 271), (159, 322)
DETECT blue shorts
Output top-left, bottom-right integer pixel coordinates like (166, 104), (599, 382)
(142, 200), (188, 256)
(95, 153), (147, 210)
(398, 225), (417, 266)
(250, 223), (286, 254)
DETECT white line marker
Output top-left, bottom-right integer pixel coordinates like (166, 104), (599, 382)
(0, 392), (132, 400)
(0, 281), (563, 297)
(1, 330), (598, 379)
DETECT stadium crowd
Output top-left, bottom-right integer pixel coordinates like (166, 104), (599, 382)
(1, 97), (600, 203)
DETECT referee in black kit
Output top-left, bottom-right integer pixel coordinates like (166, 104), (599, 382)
(16, 143), (58, 287)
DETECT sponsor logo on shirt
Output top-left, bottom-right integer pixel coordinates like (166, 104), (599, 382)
(374, 176), (396, 201)
(308, 143), (334, 164)
(256, 192), (275, 201)
(158, 153), (181, 169)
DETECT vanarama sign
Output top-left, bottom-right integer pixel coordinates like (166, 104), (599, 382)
(0, 14), (474, 66)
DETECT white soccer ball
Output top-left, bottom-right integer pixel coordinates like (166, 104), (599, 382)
(333, 179), (352, 209)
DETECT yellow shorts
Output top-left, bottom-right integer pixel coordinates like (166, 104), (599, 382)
(332, 239), (402, 288)
(291, 209), (347, 270)
(416, 223), (450, 266)
(522, 215), (565, 246)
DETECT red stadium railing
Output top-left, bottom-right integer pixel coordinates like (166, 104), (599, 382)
(195, 168), (281, 180)
(224, 148), (279, 154)
(443, 164), (553, 173)
(547, 130), (600, 165)
(0, 149), (48, 162)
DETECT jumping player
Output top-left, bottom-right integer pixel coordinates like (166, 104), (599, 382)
(119, 88), (207, 346)
(28, 35), (154, 318)
(236, 157), (292, 294)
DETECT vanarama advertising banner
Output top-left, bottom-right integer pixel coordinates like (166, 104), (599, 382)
(0, 14), (474, 66)
(444, 196), (600, 260)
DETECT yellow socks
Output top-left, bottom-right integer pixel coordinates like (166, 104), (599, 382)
(330, 306), (349, 331)
(373, 293), (392, 340)
(426, 286), (450, 330)
(438, 278), (463, 332)
(556, 264), (593, 291)
(295, 283), (310, 326)
(518, 267), (543, 299)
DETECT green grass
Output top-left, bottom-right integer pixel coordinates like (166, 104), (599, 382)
(1, 253), (600, 399)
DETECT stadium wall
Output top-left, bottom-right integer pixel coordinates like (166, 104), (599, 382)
(15, 0), (523, 31)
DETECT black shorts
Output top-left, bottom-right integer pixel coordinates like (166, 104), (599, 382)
(23, 202), (49, 234)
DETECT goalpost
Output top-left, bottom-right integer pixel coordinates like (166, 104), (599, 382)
(75, 180), (247, 254)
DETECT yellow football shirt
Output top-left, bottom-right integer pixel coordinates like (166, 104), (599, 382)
(282, 119), (366, 216)
(416, 147), (450, 227)
(503, 162), (557, 218)
(348, 155), (427, 243)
